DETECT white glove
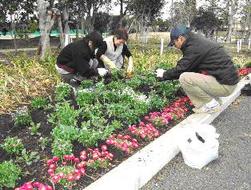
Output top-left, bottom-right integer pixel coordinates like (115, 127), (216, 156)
(127, 57), (134, 74)
(97, 68), (108, 77)
(156, 69), (166, 78)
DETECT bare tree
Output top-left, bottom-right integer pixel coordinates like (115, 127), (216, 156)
(37, 0), (59, 59)
(243, 0), (251, 40)
(225, 0), (239, 42)
(171, 0), (196, 27)
(70, 0), (111, 33)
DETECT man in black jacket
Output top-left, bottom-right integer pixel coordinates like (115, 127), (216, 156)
(156, 25), (239, 113)
(56, 31), (103, 86)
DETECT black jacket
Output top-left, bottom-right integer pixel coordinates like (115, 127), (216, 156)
(163, 32), (239, 85)
(56, 38), (95, 77)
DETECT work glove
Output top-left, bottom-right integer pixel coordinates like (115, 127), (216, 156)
(156, 69), (167, 81)
(156, 69), (166, 78)
(100, 55), (117, 70)
(97, 68), (108, 77)
(126, 57), (134, 74)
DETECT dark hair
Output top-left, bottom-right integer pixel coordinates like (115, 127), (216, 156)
(114, 28), (128, 41)
(86, 31), (103, 48)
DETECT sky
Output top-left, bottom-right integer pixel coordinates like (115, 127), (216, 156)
(109, 0), (208, 19)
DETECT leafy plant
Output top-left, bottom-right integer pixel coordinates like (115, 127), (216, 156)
(31, 97), (49, 109)
(78, 127), (102, 147)
(80, 117), (120, 144)
(52, 139), (73, 158)
(29, 122), (41, 136)
(149, 93), (168, 109)
(80, 80), (94, 89)
(55, 83), (72, 102)
(1, 136), (25, 155)
(244, 61), (251, 67)
(126, 76), (143, 89)
(0, 161), (21, 188)
(52, 125), (79, 142)
(106, 102), (143, 125)
(76, 90), (96, 107)
(14, 111), (32, 127)
(96, 90), (119, 104)
(110, 70), (124, 81)
(17, 149), (40, 166)
(141, 74), (157, 86)
(38, 137), (50, 151)
(154, 81), (179, 99)
(81, 103), (104, 120)
(106, 81), (127, 91)
(49, 102), (81, 126)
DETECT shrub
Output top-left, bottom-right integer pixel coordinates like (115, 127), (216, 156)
(0, 161), (21, 188)
(52, 139), (73, 158)
(55, 83), (72, 102)
(1, 136), (25, 155)
(31, 97), (49, 109)
(14, 111), (32, 127)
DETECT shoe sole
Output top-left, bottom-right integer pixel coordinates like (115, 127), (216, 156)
(193, 106), (221, 114)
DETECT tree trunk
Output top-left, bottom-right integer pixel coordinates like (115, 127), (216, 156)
(10, 15), (17, 54)
(80, 17), (85, 34)
(37, 0), (50, 58)
(58, 15), (65, 49)
(63, 6), (70, 34)
(85, 16), (94, 33)
(245, 0), (251, 40)
(226, 0), (237, 42)
(76, 23), (79, 40)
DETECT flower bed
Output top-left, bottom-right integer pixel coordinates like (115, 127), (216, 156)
(0, 70), (194, 189)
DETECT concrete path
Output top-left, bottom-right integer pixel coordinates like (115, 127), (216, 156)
(141, 95), (251, 190)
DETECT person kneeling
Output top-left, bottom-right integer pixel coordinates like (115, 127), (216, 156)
(156, 25), (239, 114)
(55, 31), (103, 87)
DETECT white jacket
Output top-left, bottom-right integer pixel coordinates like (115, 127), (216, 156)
(104, 36), (124, 69)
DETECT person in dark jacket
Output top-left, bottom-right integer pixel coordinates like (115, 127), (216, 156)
(156, 25), (239, 113)
(56, 31), (103, 86)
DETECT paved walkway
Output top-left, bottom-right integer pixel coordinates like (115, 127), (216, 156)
(141, 96), (251, 190)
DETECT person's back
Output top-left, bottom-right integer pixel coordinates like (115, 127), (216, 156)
(57, 39), (92, 71)
(181, 32), (239, 85)
(55, 31), (103, 86)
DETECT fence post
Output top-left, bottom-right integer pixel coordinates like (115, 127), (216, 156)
(237, 40), (240, 53)
(64, 34), (70, 47)
(240, 39), (242, 51)
(160, 38), (164, 55)
(248, 39), (251, 49)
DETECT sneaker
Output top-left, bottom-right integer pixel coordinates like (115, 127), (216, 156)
(193, 99), (221, 114)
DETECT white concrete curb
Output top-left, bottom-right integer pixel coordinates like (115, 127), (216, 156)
(84, 75), (251, 190)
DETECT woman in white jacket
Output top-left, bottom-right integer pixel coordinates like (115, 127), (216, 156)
(96, 28), (134, 75)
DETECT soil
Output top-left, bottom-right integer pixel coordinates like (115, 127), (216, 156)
(0, 77), (193, 189)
